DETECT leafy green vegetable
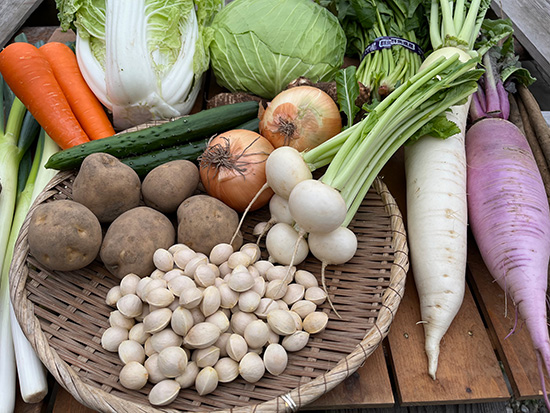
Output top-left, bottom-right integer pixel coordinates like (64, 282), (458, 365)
(303, 54), (483, 224)
(55, 0), (223, 129)
(475, 19), (534, 86)
(321, 0), (429, 101)
(208, 0), (347, 99)
(335, 66), (361, 128)
(425, 0), (492, 51)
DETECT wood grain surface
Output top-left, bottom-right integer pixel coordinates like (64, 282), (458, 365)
(0, 0), (44, 48)
(468, 238), (550, 401)
(491, 0), (550, 84)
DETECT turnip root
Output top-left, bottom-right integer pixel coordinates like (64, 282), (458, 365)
(265, 223), (308, 266)
(466, 117), (550, 409)
(308, 226), (358, 316)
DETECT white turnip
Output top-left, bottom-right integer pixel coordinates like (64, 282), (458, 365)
(288, 179), (347, 234)
(308, 226), (358, 316)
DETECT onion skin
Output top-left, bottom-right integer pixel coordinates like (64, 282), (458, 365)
(199, 129), (274, 212)
(259, 86), (342, 152)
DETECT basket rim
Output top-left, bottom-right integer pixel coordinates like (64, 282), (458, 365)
(10, 171), (408, 413)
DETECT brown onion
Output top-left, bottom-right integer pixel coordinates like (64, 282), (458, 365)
(259, 86), (342, 152)
(199, 129), (274, 212)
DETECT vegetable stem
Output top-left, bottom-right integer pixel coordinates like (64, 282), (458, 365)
(325, 54), (462, 188)
(429, 0), (490, 50)
(429, 0), (443, 50)
(458, 0), (482, 47)
(353, 0), (428, 101)
(440, 0), (457, 40)
(0, 94), (29, 413)
(453, 0), (465, 33)
(304, 53), (481, 223)
(4, 130), (53, 403)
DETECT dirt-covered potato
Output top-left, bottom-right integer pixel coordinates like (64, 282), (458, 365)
(28, 200), (102, 271)
(177, 195), (242, 255)
(141, 160), (199, 214)
(72, 153), (141, 223)
(100, 206), (176, 278)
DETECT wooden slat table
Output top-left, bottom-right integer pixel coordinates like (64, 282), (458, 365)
(10, 20), (550, 413)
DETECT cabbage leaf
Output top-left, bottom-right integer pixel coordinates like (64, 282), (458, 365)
(56, 0), (223, 130)
(209, 0), (347, 99)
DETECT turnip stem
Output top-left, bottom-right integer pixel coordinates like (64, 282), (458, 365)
(325, 53), (467, 189)
(304, 123), (359, 170)
(342, 85), (477, 227)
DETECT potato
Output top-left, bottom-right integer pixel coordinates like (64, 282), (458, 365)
(28, 200), (102, 271)
(72, 153), (141, 223)
(176, 195), (242, 255)
(100, 207), (176, 278)
(142, 160), (199, 214)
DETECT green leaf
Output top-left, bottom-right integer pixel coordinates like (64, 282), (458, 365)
(474, 18), (514, 56)
(477, 19), (536, 87)
(408, 113), (460, 143)
(335, 66), (361, 129)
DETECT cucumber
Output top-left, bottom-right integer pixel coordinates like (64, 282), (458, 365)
(45, 101), (260, 171)
(120, 117), (260, 178)
(123, 139), (208, 178)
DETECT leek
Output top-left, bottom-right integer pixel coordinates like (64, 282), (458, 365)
(7, 131), (60, 404)
(0, 91), (33, 413)
(0, 71), (58, 408)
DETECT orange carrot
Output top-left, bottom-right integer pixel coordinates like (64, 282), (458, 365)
(39, 42), (115, 140)
(0, 42), (89, 149)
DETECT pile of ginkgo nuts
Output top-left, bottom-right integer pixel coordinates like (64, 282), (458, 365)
(101, 240), (330, 406)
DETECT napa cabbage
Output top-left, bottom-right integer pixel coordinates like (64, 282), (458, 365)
(56, 0), (223, 130)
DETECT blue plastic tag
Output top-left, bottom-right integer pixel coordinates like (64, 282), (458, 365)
(361, 36), (425, 60)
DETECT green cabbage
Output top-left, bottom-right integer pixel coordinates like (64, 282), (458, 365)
(209, 0), (347, 99)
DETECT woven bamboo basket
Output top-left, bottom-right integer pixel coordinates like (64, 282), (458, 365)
(10, 170), (408, 413)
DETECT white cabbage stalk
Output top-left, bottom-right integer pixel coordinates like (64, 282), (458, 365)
(73, 0), (208, 130)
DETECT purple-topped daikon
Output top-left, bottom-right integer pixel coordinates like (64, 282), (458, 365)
(466, 37), (550, 409)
